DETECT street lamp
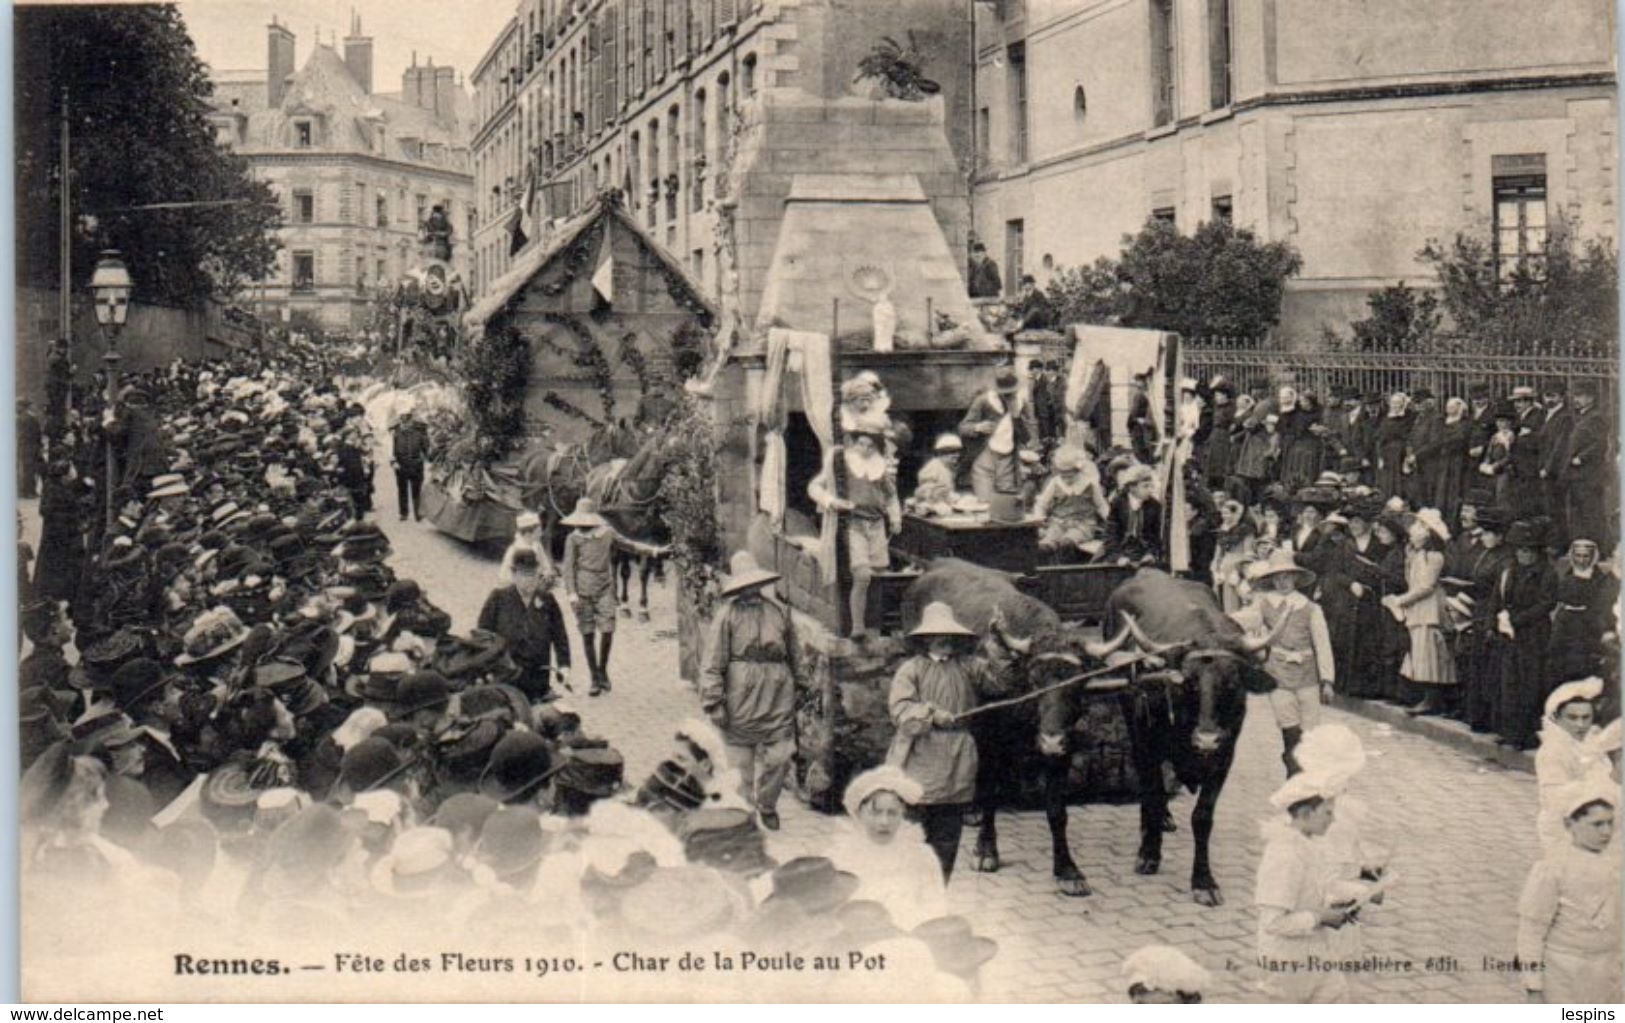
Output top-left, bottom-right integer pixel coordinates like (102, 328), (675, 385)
(90, 249), (132, 528)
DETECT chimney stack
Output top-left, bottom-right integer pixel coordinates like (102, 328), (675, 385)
(267, 17), (296, 108)
(434, 66), (457, 120)
(343, 9), (373, 94)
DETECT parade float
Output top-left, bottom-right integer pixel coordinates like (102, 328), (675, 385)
(425, 191), (716, 546)
(659, 64), (1194, 811)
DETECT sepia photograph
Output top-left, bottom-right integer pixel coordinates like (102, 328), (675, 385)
(10, 0), (1622, 1005)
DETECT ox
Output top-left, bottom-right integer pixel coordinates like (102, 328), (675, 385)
(902, 559), (1132, 897)
(1104, 568), (1280, 906)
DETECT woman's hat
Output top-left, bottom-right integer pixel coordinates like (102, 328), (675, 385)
(1506, 520), (1545, 548)
(909, 601), (976, 638)
(992, 369), (1020, 395)
(369, 827), (460, 899)
(1545, 677), (1605, 720)
(1293, 485), (1342, 510)
(677, 808), (776, 875)
(437, 717), (508, 776)
(472, 806), (546, 880)
(1412, 507), (1451, 543)
(1293, 724), (1367, 788)
(146, 474), (190, 500)
(1268, 771), (1341, 811)
(109, 658), (168, 712)
(619, 866), (739, 940)
(719, 550), (781, 598)
(394, 671), (453, 717)
(553, 747), (626, 798)
(433, 630), (511, 682)
(1475, 506), (1511, 532)
(174, 607), (251, 667)
(432, 792), (502, 838)
(932, 434), (963, 453)
(1120, 463), (1156, 488)
(912, 915), (999, 978)
(1511, 385), (1537, 401)
(1121, 944), (1210, 996)
(1052, 446), (1087, 473)
(82, 629), (148, 679)
(842, 764), (924, 818)
(479, 731), (555, 803)
(836, 900), (903, 949)
(515, 510), (542, 530)
(638, 759), (708, 812)
(560, 498), (606, 528)
(763, 856), (859, 914)
(1556, 775), (1619, 820)
(1246, 549), (1316, 589)
(339, 736), (412, 793)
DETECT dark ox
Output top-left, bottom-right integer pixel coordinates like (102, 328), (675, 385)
(902, 561), (1274, 906)
(902, 559), (1134, 897)
(1105, 568), (1277, 906)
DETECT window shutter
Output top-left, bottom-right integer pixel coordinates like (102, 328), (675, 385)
(604, 7), (619, 120)
(718, 0), (738, 29)
(1207, 0), (1231, 109)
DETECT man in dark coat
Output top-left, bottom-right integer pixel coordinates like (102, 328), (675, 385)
(336, 430), (373, 517)
(1536, 381), (1575, 543)
(966, 241), (1002, 299)
(17, 399), (42, 499)
(389, 409), (431, 522)
(1127, 372), (1160, 466)
(1559, 380), (1612, 549)
(105, 387), (169, 496)
(476, 548), (571, 701)
(1466, 381), (1497, 460)
(1507, 386), (1546, 520)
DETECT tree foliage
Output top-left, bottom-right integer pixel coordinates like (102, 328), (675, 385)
(1348, 281), (1443, 352)
(461, 325), (533, 466)
(15, 5), (281, 307)
(1343, 216), (1617, 354)
(1418, 217), (1617, 352)
(1045, 218), (1303, 343)
(657, 393), (724, 617)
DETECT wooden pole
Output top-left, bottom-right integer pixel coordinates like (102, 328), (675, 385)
(830, 297), (849, 635)
(59, 87), (72, 415)
(925, 296), (933, 343)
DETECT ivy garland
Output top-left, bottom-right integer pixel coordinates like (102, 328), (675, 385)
(460, 324), (533, 466)
(657, 392), (724, 619)
(543, 312), (616, 418)
(618, 332), (651, 394)
(541, 391), (606, 428)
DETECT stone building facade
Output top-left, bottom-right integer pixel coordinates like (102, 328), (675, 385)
(469, 0), (976, 327)
(208, 16), (476, 332)
(971, 0), (1618, 342)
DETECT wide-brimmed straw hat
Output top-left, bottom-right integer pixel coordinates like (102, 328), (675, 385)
(1246, 549), (1316, 588)
(560, 498), (606, 528)
(908, 601), (975, 638)
(719, 551), (780, 598)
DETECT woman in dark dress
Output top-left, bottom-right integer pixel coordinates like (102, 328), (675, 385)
(1459, 510), (1514, 732)
(1373, 513), (1411, 702)
(1327, 498), (1392, 700)
(1373, 394), (1413, 504)
(1432, 397), (1474, 521)
(32, 463), (83, 603)
(1492, 520), (1559, 749)
(1274, 386), (1323, 490)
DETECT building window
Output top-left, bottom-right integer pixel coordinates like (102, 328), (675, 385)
(1211, 194), (1233, 224)
(292, 251), (315, 292)
(693, 89), (708, 212)
(1004, 219), (1024, 299)
(692, 248), (704, 280)
(416, 193), (428, 227)
(295, 120), (313, 147)
(666, 107), (680, 221)
(1007, 43), (1028, 164)
(355, 183), (366, 225)
(1493, 155), (1549, 278)
(356, 256), (368, 295)
(1208, 0), (1232, 109)
(1151, 0), (1176, 127)
(742, 53), (757, 96)
(1152, 205), (1177, 226)
(376, 258), (386, 286)
(376, 194), (388, 227)
(976, 106), (990, 167)
(294, 189), (314, 224)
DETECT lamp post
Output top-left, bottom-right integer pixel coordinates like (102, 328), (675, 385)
(90, 249), (132, 529)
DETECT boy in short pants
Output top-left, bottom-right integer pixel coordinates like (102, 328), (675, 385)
(809, 431), (901, 640)
(562, 498), (619, 695)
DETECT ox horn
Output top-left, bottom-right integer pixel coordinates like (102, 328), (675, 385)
(1239, 610), (1292, 654)
(990, 607), (1033, 656)
(1121, 612), (1181, 655)
(1083, 622), (1132, 661)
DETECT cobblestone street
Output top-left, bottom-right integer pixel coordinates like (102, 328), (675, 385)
(366, 463), (1543, 1005)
